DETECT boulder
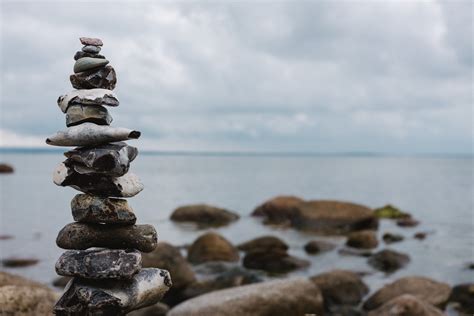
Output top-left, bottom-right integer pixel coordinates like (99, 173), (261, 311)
(237, 236), (288, 253)
(187, 232), (239, 264)
(449, 283), (474, 314)
(171, 204), (239, 227)
(383, 232), (404, 244)
(346, 230), (378, 249)
(252, 196), (304, 225)
(243, 249), (310, 273)
(373, 204), (410, 219)
(367, 294), (445, 316)
(367, 249), (410, 273)
(168, 278), (324, 316)
(363, 276), (451, 310)
(0, 163), (14, 173)
(0, 285), (58, 316)
(304, 240), (337, 254)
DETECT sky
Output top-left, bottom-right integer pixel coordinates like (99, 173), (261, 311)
(0, 0), (472, 153)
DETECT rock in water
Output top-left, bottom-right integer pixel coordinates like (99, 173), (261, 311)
(346, 230), (378, 249)
(56, 222), (158, 253)
(367, 294), (445, 316)
(74, 57), (109, 73)
(82, 45), (101, 54)
(170, 204), (240, 227)
(242, 249), (310, 273)
(70, 65), (117, 90)
(46, 123), (140, 147)
(58, 89), (119, 113)
(368, 249), (410, 273)
(71, 194), (136, 224)
(66, 104), (112, 127)
(56, 249), (142, 279)
(237, 236), (289, 253)
(54, 268), (171, 314)
(64, 142), (138, 176)
(0, 163), (14, 173)
(187, 232), (239, 264)
(80, 37), (104, 46)
(74, 51), (106, 60)
(304, 240), (336, 254)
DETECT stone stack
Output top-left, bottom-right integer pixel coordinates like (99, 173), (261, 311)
(46, 37), (171, 315)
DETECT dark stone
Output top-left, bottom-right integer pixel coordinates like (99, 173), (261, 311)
(449, 283), (474, 314)
(64, 142), (138, 177)
(237, 236), (288, 253)
(304, 240), (336, 254)
(80, 37), (104, 46)
(0, 163), (14, 173)
(83, 45), (101, 54)
(70, 65), (117, 90)
(2, 258), (39, 268)
(0, 234), (14, 240)
(56, 249), (142, 279)
(368, 249), (410, 273)
(382, 232), (404, 244)
(170, 204), (239, 227)
(396, 217), (420, 227)
(71, 194), (136, 225)
(414, 232), (427, 240)
(243, 249), (310, 273)
(346, 230), (378, 249)
(74, 50), (106, 60)
(187, 232), (239, 264)
(66, 104), (112, 127)
(56, 222), (158, 253)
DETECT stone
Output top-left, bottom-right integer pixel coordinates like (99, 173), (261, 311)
(0, 163), (14, 173)
(80, 37), (104, 46)
(70, 65), (117, 90)
(82, 45), (101, 53)
(170, 204), (239, 227)
(449, 283), (474, 314)
(53, 162), (144, 197)
(237, 236), (288, 253)
(56, 222), (158, 253)
(64, 142), (138, 176)
(368, 249), (410, 273)
(252, 195), (304, 225)
(242, 249), (310, 273)
(397, 217), (420, 227)
(310, 270), (369, 308)
(0, 285), (58, 316)
(373, 204), (411, 219)
(58, 88), (119, 113)
(187, 232), (239, 264)
(367, 294), (445, 316)
(2, 257), (39, 267)
(414, 232), (427, 240)
(46, 123), (140, 147)
(56, 249), (142, 279)
(128, 303), (170, 316)
(73, 57), (109, 73)
(0, 234), (14, 240)
(54, 268), (171, 315)
(74, 50), (106, 60)
(363, 276), (451, 310)
(168, 278), (324, 316)
(71, 194), (136, 225)
(383, 232), (404, 244)
(66, 104), (112, 127)
(346, 230), (378, 249)
(304, 240), (336, 254)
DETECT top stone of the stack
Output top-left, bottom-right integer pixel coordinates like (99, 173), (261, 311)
(80, 37), (103, 47)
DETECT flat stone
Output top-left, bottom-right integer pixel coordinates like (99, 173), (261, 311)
(2, 258), (39, 267)
(56, 222), (158, 253)
(56, 249), (142, 279)
(80, 37), (104, 46)
(74, 57), (109, 73)
(66, 104), (112, 127)
(58, 89), (119, 113)
(368, 249), (410, 273)
(187, 232), (239, 264)
(64, 142), (137, 176)
(71, 194), (136, 224)
(46, 123), (140, 147)
(74, 50), (106, 60)
(82, 45), (101, 54)
(367, 294), (445, 316)
(54, 268), (171, 314)
(70, 65), (117, 90)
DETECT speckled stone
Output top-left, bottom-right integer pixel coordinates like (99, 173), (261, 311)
(71, 194), (136, 225)
(56, 249), (142, 279)
(58, 89), (119, 113)
(80, 37), (103, 46)
(70, 65), (117, 90)
(82, 45), (101, 54)
(74, 57), (109, 73)
(74, 51), (106, 60)
(66, 104), (112, 127)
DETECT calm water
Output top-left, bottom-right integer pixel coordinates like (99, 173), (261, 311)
(0, 152), (473, 297)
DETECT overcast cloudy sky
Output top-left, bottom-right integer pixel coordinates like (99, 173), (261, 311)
(0, 1), (472, 153)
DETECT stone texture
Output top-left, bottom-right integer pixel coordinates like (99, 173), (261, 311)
(80, 37), (104, 46)
(64, 142), (138, 177)
(242, 249), (310, 274)
(346, 230), (378, 249)
(367, 294), (445, 316)
(56, 249), (142, 279)
(73, 57), (109, 73)
(54, 268), (171, 314)
(363, 276), (451, 310)
(56, 222), (158, 253)
(237, 236), (288, 253)
(82, 45), (101, 54)
(170, 204), (239, 227)
(0, 285), (58, 316)
(66, 104), (112, 127)
(74, 50), (106, 60)
(71, 194), (136, 225)
(187, 232), (239, 264)
(304, 240), (337, 254)
(58, 89), (119, 113)
(168, 278), (324, 316)
(70, 65), (117, 90)
(367, 249), (410, 273)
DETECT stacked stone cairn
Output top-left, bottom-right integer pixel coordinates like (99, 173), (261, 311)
(46, 37), (171, 315)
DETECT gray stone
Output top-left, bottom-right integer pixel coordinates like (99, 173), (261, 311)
(54, 268), (171, 315)
(56, 249), (142, 279)
(74, 50), (105, 60)
(56, 222), (158, 253)
(74, 57), (109, 73)
(58, 89), (119, 113)
(80, 37), (103, 46)
(82, 45), (101, 54)
(71, 194), (136, 225)
(66, 104), (112, 127)
(70, 65), (117, 90)
(368, 249), (410, 273)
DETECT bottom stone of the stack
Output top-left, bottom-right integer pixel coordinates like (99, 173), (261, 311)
(54, 268), (172, 315)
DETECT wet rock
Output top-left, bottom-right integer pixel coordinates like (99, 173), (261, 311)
(2, 258), (39, 268)
(170, 204), (239, 227)
(128, 302), (170, 316)
(339, 247), (373, 257)
(449, 283), (474, 314)
(0, 285), (58, 316)
(70, 65), (117, 90)
(310, 270), (369, 308)
(187, 232), (239, 264)
(73, 57), (109, 73)
(304, 240), (336, 254)
(383, 232), (404, 244)
(56, 222), (157, 253)
(237, 235), (288, 253)
(56, 249), (142, 279)
(368, 294), (445, 316)
(64, 142), (138, 176)
(252, 195), (304, 225)
(363, 276), (451, 311)
(82, 45), (101, 54)
(373, 204), (410, 219)
(346, 230), (378, 249)
(54, 268), (171, 314)
(46, 123), (140, 147)
(53, 162), (143, 197)
(243, 249), (310, 273)
(80, 37), (104, 46)
(71, 194), (137, 224)
(66, 104), (112, 127)
(368, 249), (410, 273)
(168, 278), (324, 316)
(58, 89), (119, 113)
(0, 163), (14, 173)
(52, 276), (72, 288)
(397, 217), (420, 227)
(414, 232), (427, 240)
(74, 50), (106, 60)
